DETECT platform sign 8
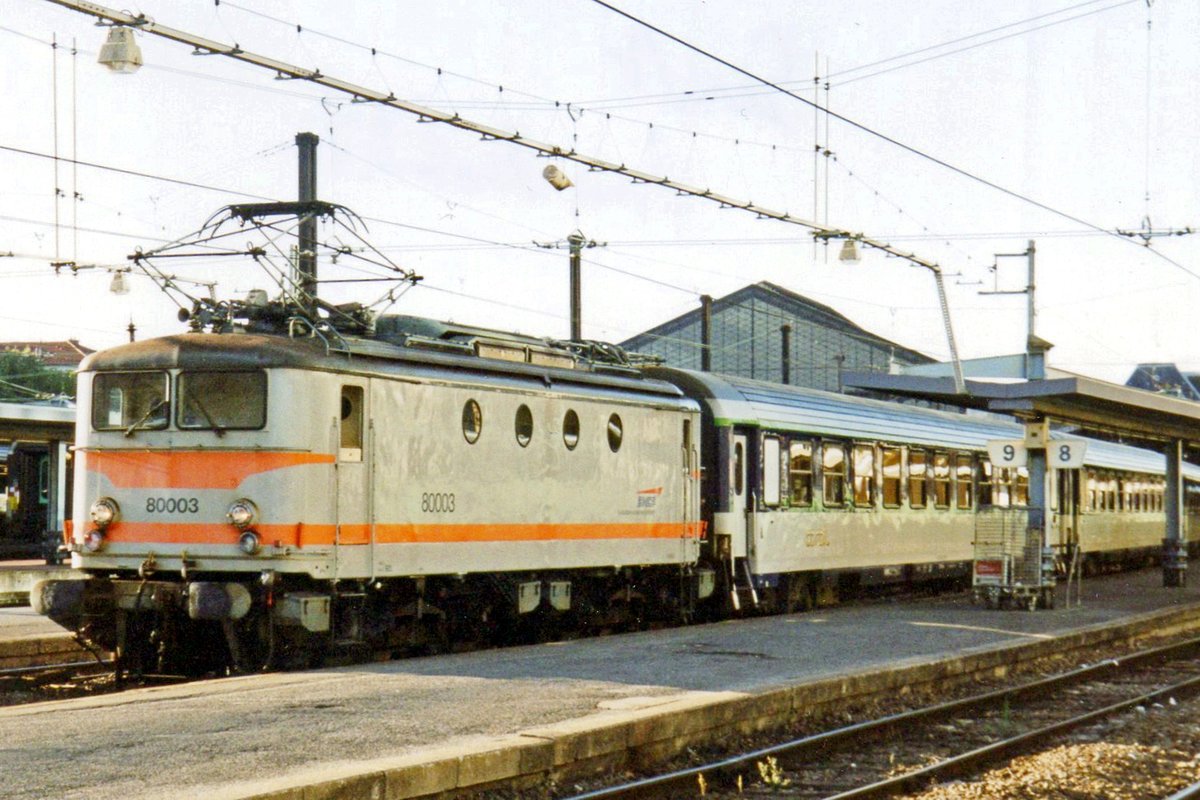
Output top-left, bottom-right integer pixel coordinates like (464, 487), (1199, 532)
(1050, 439), (1087, 469)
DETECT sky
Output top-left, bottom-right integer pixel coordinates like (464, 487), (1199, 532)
(3, 0), (1199, 384)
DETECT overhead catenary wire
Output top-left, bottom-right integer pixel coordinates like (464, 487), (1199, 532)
(588, 0), (1200, 282)
(571, 0), (1121, 106)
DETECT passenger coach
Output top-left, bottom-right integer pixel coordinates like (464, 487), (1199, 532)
(652, 368), (1200, 613)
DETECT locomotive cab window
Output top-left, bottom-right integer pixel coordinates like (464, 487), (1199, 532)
(92, 371), (169, 432)
(339, 385), (364, 462)
(178, 371), (267, 432)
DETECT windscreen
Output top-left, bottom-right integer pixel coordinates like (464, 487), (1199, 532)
(92, 372), (169, 431)
(177, 371), (267, 431)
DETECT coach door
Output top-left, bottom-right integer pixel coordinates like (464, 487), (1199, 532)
(730, 433), (749, 557)
(1052, 468), (1080, 554)
(335, 382), (373, 578)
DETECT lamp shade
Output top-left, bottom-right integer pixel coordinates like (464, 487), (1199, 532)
(98, 27), (143, 74)
(109, 271), (130, 295)
(838, 239), (861, 263)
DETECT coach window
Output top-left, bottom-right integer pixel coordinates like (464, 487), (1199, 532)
(823, 442), (846, 507)
(956, 455), (974, 510)
(339, 385), (364, 462)
(933, 453), (952, 509)
(852, 444), (875, 508)
(908, 449), (928, 509)
(515, 404), (534, 448)
(733, 440), (744, 497)
(881, 446), (902, 508)
(978, 460), (994, 506)
(995, 468), (1012, 507)
(607, 413), (623, 453)
(789, 440), (814, 507)
(1013, 467), (1030, 507)
(563, 409), (580, 450)
(763, 436), (782, 507)
(462, 400), (482, 444)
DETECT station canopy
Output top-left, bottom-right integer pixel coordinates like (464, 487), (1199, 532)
(844, 354), (1200, 460)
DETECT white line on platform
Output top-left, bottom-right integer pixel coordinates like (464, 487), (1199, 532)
(908, 621), (1054, 640)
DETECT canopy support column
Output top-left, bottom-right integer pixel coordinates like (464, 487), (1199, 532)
(1164, 439), (1187, 587)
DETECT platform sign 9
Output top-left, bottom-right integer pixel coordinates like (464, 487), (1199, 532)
(987, 440), (1027, 467)
(1050, 439), (1087, 469)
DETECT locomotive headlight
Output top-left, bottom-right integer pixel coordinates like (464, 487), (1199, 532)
(83, 529), (106, 552)
(226, 499), (258, 530)
(89, 498), (119, 529)
(238, 530), (262, 555)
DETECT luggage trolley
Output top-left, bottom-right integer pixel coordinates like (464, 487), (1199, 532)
(972, 507), (1050, 610)
(974, 434), (1085, 610)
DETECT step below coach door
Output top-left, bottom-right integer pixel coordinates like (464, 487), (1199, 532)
(335, 382), (372, 579)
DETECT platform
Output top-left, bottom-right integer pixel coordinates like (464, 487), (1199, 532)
(0, 560), (73, 607)
(1, 568), (1198, 800)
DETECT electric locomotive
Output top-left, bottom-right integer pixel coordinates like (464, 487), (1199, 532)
(34, 310), (709, 676)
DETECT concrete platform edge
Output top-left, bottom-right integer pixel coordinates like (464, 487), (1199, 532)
(219, 601), (1200, 800)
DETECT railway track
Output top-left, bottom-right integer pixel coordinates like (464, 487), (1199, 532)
(563, 635), (1200, 800)
(0, 658), (114, 706)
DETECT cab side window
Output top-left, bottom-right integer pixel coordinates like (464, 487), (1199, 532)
(340, 385), (364, 462)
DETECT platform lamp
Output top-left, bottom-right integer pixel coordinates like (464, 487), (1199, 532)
(540, 164), (595, 341)
(837, 237), (861, 263)
(97, 26), (143, 74)
(815, 229), (965, 395)
(108, 270), (130, 295)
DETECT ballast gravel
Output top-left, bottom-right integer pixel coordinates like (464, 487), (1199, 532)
(900, 696), (1200, 800)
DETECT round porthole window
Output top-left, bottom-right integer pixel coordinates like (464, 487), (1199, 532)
(607, 413), (623, 453)
(515, 404), (533, 448)
(462, 400), (482, 444)
(563, 409), (580, 450)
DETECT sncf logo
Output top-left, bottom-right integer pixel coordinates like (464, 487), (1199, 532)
(637, 486), (662, 509)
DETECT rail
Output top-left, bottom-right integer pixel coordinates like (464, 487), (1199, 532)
(563, 635), (1200, 800)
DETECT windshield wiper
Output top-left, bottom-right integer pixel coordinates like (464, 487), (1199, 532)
(124, 398), (168, 438)
(186, 395), (225, 437)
